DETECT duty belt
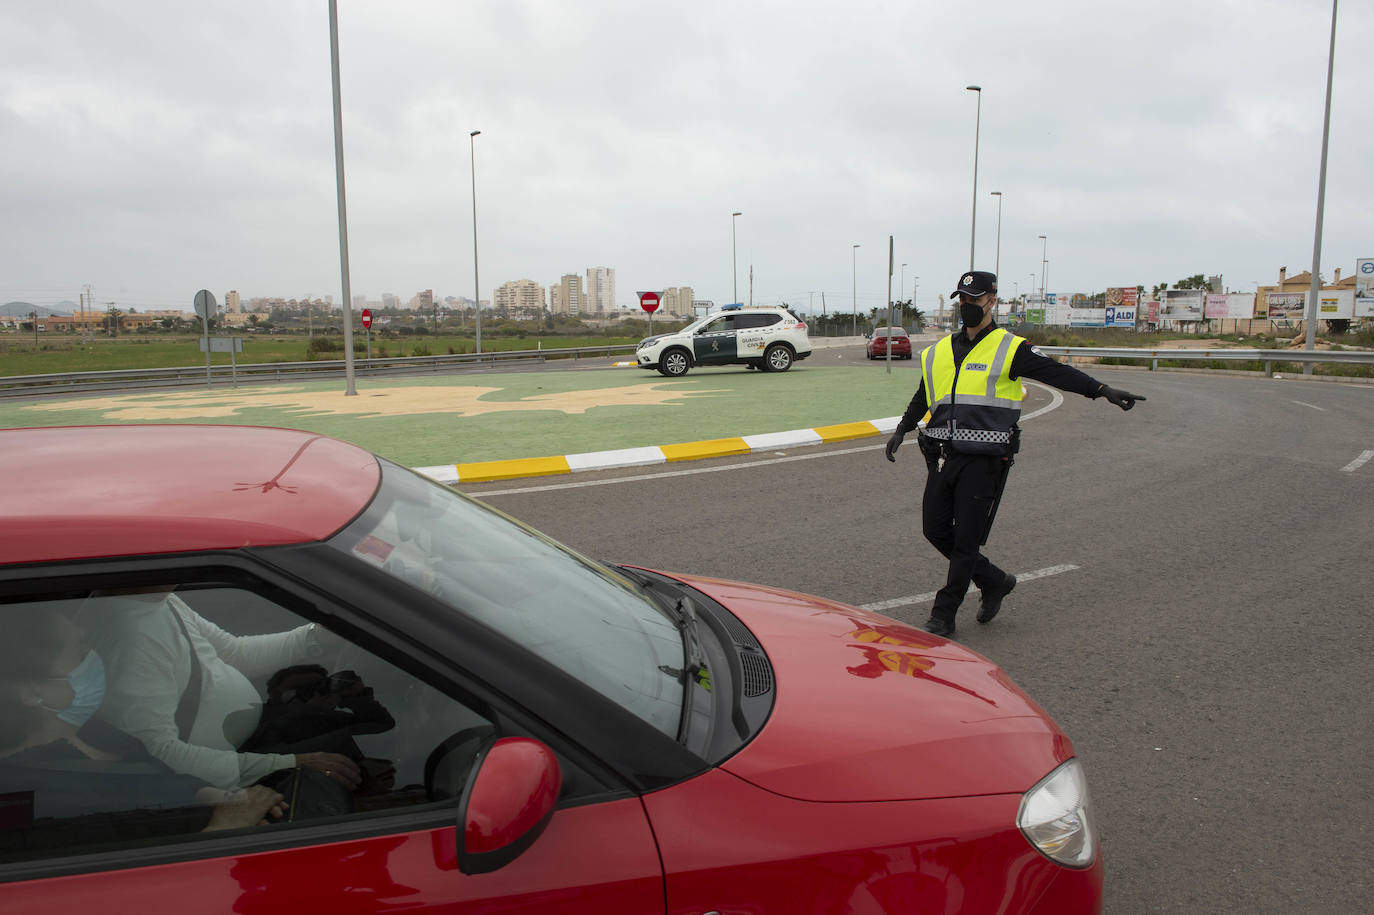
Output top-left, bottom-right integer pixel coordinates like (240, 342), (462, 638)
(920, 426), (1013, 445)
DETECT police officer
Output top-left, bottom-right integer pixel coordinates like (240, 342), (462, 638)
(885, 271), (1145, 638)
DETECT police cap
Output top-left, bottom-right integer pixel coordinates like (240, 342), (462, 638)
(950, 271), (998, 299)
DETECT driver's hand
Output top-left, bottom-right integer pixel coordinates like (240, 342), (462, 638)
(296, 752), (362, 789)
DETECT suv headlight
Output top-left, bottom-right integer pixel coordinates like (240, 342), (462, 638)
(1017, 758), (1097, 868)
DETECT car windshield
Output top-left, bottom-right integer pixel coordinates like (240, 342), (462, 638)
(327, 459), (685, 737)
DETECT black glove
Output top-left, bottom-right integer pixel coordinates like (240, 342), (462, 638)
(1099, 384), (1146, 411)
(885, 429), (906, 462)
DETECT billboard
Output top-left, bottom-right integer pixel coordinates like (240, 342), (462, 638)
(1161, 289), (1204, 321)
(1266, 291), (1309, 321)
(1105, 287), (1138, 328)
(1357, 258), (1374, 317)
(1146, 300), (1160, 324)
(1205, 293), (1256, 319)
(1316, 289), (1354, 319)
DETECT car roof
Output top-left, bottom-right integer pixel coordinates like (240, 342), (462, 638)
(0, 425), (380, 566)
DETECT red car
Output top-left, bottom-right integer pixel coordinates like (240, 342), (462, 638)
(0, 425), (1101, 913)
(866, 326), (913, 360)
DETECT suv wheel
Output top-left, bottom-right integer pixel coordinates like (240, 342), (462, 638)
(764, 343), (794, 373)
(659, 348), (691, 377)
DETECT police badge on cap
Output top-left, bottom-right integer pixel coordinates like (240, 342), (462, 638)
(950, 271), (998, 298)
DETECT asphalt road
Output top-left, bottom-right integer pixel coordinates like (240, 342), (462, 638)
(459, 356), (1374, 914)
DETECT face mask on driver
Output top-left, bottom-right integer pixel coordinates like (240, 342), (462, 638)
(960, 302), (985, 326)
(47, 650), (107, 726)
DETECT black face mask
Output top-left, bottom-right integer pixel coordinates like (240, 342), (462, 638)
(960, 302), (985, 326)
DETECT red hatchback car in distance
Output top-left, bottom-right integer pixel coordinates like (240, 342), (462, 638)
(866, 326), (913, 359)
(0, 425), (1101, 913)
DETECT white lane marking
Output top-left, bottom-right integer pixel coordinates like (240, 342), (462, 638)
(470, 380), (1066, 497)
(1291, 400), (1326, 411)
(1341, 450), (1374, 473)
(858, 564), (1081, 612)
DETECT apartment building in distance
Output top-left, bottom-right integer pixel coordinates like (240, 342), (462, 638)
(225, 290), (241, 313)
(661, 286), (694, 317)
(585, 267), (616, 315)
(495, 280), (547, 320)
(550, 274), (585, 316)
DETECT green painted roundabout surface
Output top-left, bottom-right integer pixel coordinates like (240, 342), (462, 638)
(0, 361), (922, 467)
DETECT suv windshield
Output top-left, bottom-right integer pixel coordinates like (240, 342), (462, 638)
(328, 460), (686, 737)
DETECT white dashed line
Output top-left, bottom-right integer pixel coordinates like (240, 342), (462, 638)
(1341, 450), (1374, 473)
(1291, 400), (1326, 411)
(858, 563), (1081, 612)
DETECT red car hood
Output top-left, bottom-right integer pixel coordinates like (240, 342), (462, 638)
(671, 573), (1074, 803)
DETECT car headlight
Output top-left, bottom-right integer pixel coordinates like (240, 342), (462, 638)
(1017, 758), (1097, 868)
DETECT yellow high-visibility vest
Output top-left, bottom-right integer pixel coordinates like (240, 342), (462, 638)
(919, 327), (1025, 455)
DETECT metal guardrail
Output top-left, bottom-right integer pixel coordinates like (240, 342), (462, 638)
(1, 342), (1369, 397)
(0, 344), (639, 397)
(1034, 345), (1374, 375)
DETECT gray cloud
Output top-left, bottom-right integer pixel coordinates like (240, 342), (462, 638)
(2, 0), (1369, 314)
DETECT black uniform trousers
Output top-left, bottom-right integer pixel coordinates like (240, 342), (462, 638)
(921, 449), (1010, 624)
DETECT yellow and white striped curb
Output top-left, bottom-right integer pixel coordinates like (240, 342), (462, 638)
(415, 415), (903, 484)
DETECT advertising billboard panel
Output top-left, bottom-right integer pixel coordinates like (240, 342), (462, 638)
(1161, 289), (1204, 321)
(1205, 293), (1256, 319)
(1356, 258), (1374, 317)
(1316, 289), (1354, 319)
(1266, 291), (1309, 321)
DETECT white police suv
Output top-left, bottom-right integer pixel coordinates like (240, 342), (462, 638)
(636, 305), (812, 377)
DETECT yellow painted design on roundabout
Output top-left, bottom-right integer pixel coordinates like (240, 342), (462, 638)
(23, 383), (729, 421)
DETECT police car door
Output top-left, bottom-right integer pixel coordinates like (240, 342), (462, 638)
(735, 313), (778, 361)
(693, 314), (737, 365)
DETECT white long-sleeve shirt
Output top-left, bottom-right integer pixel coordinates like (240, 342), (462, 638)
(86, 593), (314, 790)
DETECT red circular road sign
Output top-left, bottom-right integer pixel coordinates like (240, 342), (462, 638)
(639, 291), (660, 314)
(361, 308), (373, 329)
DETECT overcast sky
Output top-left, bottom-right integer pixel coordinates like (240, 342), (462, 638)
(2, 0), (1369, 318)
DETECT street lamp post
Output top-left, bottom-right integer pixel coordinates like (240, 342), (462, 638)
(732, 212), (742, 305)
(327, 0), (357, 395)
(990, 191), (1003, 277)
(852, 244), (861, 337)
(1303, 0), (1339, 375)
(966, 85), (982, 270)
(1038, 235), (1048, 298)
(470, 130), (482, 354)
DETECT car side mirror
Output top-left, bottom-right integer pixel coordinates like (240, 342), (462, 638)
(456, 737), (561, 875)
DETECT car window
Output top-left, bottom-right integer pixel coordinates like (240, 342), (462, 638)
(328, 461), (686, 739)
(0, 585), (492, 865)
(736, 313), (780, 329)
(698, 315), (735, 333)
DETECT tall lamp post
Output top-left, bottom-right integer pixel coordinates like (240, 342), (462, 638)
(852, 244), (861, 336)
(900, 262), (908, 325)
(327, 0), (357, 395)
(470, 130), (482, 354)
(1303, 0), (1339, 375)
(966, 85), (982, 270)
(731, 212), (742, 305)
(1038, 234), (1048, 298)
(990, 190), (1003, 318)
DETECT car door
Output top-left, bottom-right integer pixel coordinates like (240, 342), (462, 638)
(692, 314), (738, 365)
(735, 312), (780, 361)
(0, 562), (667, 914)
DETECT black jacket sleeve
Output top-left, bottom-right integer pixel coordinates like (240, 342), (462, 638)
(1009, 342), (1105, 398)
(896, 378), (930, 434)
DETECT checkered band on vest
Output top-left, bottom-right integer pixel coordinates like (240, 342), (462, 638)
(951, 428), (1012, 444)
(920, 425), (1011, 444)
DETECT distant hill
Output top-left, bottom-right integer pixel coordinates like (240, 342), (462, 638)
(1, 301), (76, 317)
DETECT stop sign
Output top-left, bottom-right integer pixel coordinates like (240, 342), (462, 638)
(361, 308), (373, 329)
(639, 291), (660, 314)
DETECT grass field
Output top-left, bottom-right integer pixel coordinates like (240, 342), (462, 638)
(0, 364), (916, 467)
(0, 334), (638, 376)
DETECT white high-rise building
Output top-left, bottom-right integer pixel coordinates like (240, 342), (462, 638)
(225, 290), (241, 314)
(662, 286), (695, 317)
(585, 266), (616, 315)
(495, 280), (546, 319)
